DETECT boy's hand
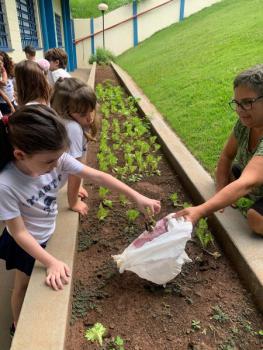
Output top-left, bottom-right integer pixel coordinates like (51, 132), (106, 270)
(135, 194), (161, 216)
(70, 199), (89, 215)
(46, 259), (71, 291)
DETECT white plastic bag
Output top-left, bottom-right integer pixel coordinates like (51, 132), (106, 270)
(112, 214), (193, 285)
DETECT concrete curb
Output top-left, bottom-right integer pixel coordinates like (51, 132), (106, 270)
(10, 67), (96, 350)
(87, 62), (96, 88)
(111, 62), (263, 312)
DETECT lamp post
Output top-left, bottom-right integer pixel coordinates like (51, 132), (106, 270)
(98, 3), (108, 49)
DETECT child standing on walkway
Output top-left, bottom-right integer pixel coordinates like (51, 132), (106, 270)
(15, 60), (50, 106)
(51, 77), (98, 215)
(0, 52), (15, 115)
(0, 105), (160, 331)
(44, 48), (70, 85)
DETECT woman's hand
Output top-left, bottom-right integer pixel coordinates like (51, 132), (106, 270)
(174, 205), (204, 225)
(46, 259), (71, 291)
(135, 194), (161, 216)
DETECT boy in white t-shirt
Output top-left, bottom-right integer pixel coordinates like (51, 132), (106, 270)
(44, 48), (70, 86)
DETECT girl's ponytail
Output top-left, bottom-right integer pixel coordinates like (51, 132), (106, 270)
(0, 117), (13, 170)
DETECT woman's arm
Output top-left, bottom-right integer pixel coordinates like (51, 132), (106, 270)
(6, 216), (70, 290)
(78, 166), (161, 215)
(215, 133), (238, 192)
(175, 155), (263, 224)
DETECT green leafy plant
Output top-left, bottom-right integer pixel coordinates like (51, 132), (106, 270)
(85, 322), (106, 346)
(235, 197), (254, 216)
(191, 319), (201, 331)
(195, 218), (214, 249)
(99, 187), (110, 199)
(144, 207), (156, 232)
(169, 192), (180, 207)
(119, 194), (129, 206)
(89, 47), (116, 65)
(211, 305), (229, 323)
(126, 209), (140, 224)
(109, 335), (125, 350)
(257, 330), (263, 336)
(97, 203), (109, 221)
(103, 199), (113, 209)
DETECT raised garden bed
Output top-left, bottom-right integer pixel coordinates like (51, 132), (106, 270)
(66, 66), (263, 350)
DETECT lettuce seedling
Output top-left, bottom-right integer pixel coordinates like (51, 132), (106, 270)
(85, 322), (106, 346)
(126, 209), (140, 224)
(97, 203), (109, 221)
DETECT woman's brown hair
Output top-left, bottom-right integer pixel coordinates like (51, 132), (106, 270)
(15, 60), (50, 106)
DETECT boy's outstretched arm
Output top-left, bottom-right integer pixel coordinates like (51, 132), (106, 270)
(6, 216), (71, 290)
(78, 166), (161, 215)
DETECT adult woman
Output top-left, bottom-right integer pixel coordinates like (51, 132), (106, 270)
(176, 65), (263, 236)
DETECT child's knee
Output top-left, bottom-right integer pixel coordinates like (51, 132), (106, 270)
(247, 209), (263, 236)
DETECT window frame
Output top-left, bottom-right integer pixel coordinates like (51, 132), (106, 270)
(0, 0), (9, 50)
(55, 13), (63, 48)
(16, 0), (39, 49)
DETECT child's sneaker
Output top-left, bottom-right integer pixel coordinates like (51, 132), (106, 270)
(10, 323), (15, 338)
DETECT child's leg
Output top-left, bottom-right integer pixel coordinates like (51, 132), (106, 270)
(11, 269), (30, 327)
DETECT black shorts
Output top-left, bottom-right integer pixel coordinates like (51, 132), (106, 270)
(0, 228), (47, 276)
(232, 164), (263, 215)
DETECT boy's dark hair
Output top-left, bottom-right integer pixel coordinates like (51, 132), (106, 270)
(44, 48), (68, 69)
(0, 105), (69, 170)
(0, 51), (14, 78)
(24, 45), (36, 57)
(15, 60), (50, 106)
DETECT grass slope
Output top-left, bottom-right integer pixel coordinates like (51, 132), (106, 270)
(70, 0), (132, 18)
(117, 0), (263, 173)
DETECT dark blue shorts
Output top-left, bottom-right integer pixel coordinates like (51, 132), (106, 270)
(0, 228), (47, 276)
(232, 164), (263, 215)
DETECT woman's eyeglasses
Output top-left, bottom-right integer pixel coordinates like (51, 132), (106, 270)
(229, 96), (263, 111)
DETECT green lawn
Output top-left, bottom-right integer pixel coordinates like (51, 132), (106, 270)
(117, 0), (263, 174)
(70, 0), (132, 18)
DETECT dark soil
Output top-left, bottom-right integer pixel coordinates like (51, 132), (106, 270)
(66, 66), (263, 350)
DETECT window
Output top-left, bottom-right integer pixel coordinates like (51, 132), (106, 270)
(55, 13), (62, 47)
(0, 1), (9, 49)
(16, 0), (38, 48)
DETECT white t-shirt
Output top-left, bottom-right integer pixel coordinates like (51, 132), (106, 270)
(47, 69), (71, 86)
(65, 119), (87, 159)
(0, 78), (14, 103)
(0, 153), (84, 243)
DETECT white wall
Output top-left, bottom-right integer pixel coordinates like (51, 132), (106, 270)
(3, 0), (45, 63)
(74, 0), (222, 68)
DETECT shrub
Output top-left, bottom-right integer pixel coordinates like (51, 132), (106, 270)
(89, 47), (116, 65)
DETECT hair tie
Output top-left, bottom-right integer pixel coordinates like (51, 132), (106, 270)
(2, 115), (9, 125)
